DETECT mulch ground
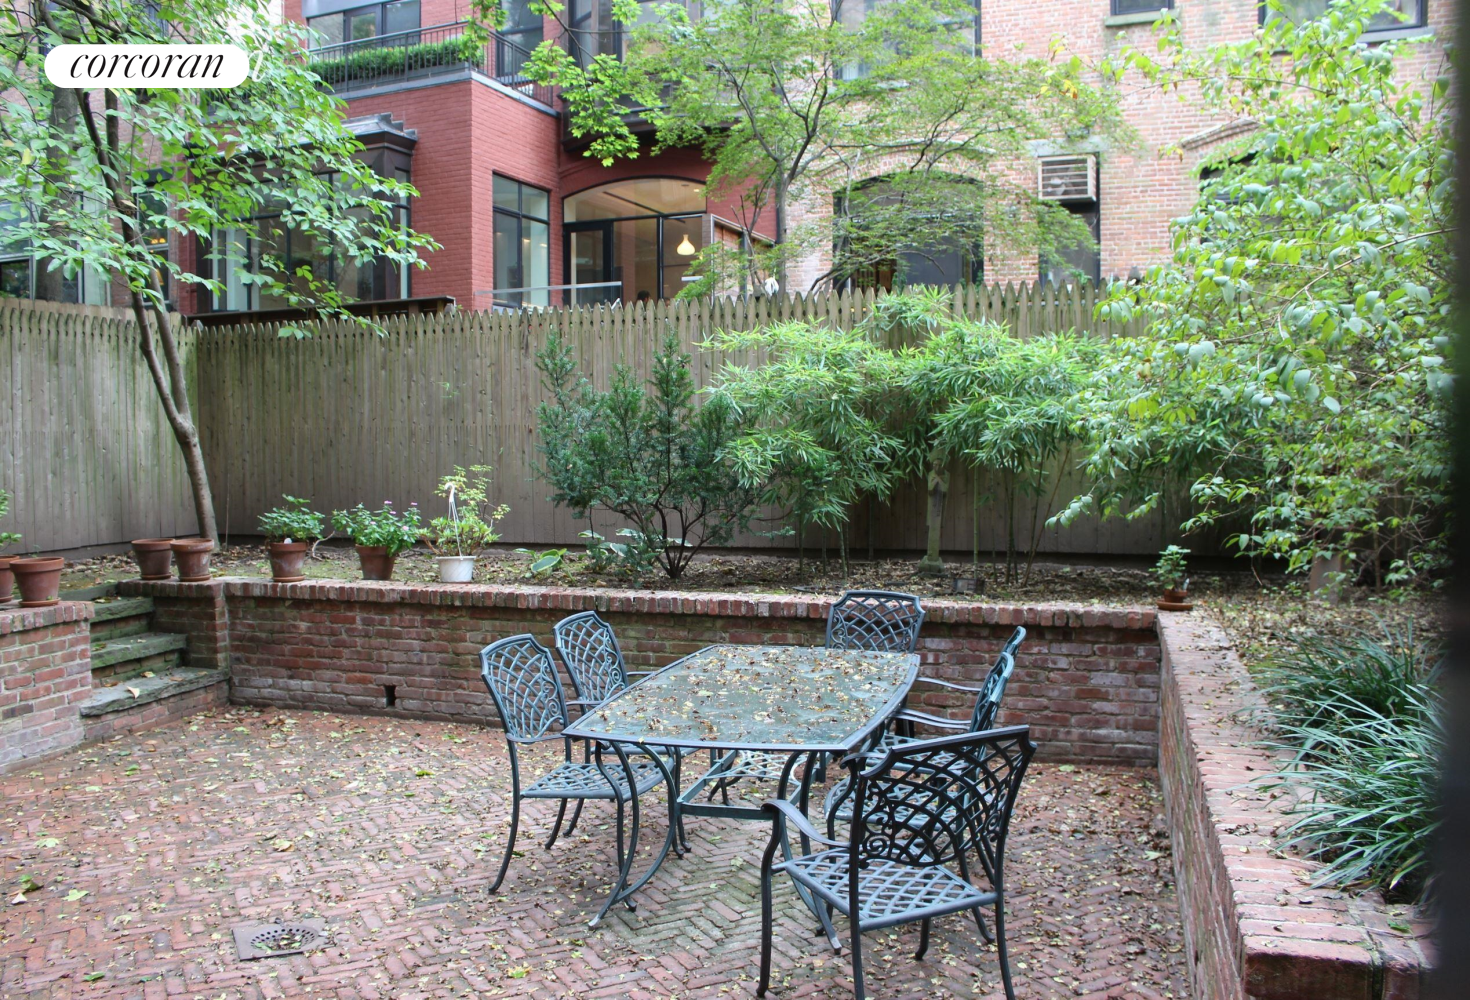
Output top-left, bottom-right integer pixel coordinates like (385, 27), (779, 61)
(1, 708), (1190, 1000)
(64, 542), (1262, 608)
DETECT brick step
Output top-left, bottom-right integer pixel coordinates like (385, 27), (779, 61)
(90, 631), (187, 681)
(88, 596), (156, 643)
(81, 667), (230, 741)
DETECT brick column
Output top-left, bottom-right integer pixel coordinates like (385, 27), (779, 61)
(0, 602), (93, 773)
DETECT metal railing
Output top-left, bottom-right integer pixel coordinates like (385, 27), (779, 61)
(476, 281), (625, 311)
(306, 21), (552, 107)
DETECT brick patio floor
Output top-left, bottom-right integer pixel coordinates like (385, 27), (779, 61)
(1, 708), (1190, 1000)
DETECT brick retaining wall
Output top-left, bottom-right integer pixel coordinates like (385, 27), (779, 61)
(1157, 615), (1434, 1000)
(121, 578), (1161, 765)
(0, 602), (93, 773)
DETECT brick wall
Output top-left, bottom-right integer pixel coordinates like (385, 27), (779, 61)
(121, 579), (1160, 764)
(0, 603), (93, 774)
(1157, 615), (1434, 1000)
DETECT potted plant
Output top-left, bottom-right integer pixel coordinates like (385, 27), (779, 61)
(422, 466), (509, 583)
(1152, 545), (1192, 611)
(171, 537), (216, 582)
(130, 538), (174, 580)
(0, 488), (20, 602)
(331, 502), (422, 581)
(258, 495), (326, 583)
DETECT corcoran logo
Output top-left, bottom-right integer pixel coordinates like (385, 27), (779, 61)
(44, 44), (249, 89)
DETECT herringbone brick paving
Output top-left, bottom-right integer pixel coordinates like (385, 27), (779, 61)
(0, 708), (1189, 999)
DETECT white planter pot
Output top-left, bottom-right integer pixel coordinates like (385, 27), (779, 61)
(437, 555), (476, 583)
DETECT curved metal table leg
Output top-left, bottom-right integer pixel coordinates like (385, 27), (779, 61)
(775, 751), (840, 951)
(587, 741), (679, 928)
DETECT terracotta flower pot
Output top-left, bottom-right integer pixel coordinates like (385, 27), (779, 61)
(11, 556), (64, 608)
(171, 537), (215, 583)
(356, 545), (396, 581)
(131, 537), (174, 580)
(1158, 588), (1193, 612)
(0, 555), (16, 603)
(268, 541), (310, 583)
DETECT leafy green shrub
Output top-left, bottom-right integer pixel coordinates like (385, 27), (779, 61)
(306, 37), (482, 87)
(535, 330), (759, 579)
(0, 488), (20, 550)
(1259, 623), (1443, 903)
(515, 547), (567, 577)
(331, 502), (422, 555)
(1080, 4), (1452, 583)
(257, 495), (326, 543)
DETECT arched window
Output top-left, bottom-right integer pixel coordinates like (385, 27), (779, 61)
(833, 176), (983, 292)
(564, 178), (707, 305)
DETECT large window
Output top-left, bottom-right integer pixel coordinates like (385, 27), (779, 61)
(834, 178), (983, 291)
(1261, 0), (1425, 33)
(1038, 155), (1100, 287)
(564, 178), (706, 304)
(492, 176), (551, 308)
(834, 0), (980, 79)
(209, 171), (410, 312)
(567, 0), (697, 67)
(305, 0), (420, 49)
(0, 201), (111, 305)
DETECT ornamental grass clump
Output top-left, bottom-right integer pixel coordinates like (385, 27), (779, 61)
(1259, 624), (1442, 903)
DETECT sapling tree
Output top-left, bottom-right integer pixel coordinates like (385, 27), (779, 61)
(469, 0), (1120, 292)
(0, 2), (435, 542)
(536, 330), (760, 579)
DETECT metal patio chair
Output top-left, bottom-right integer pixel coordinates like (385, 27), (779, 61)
(758, 726), (1036, 1000)
(479, 633), (675, 897)
(826, 590), (926, 653)
(552, 611), (688, 844)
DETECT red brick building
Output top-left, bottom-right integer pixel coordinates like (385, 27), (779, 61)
(2, 1), (1446, 315)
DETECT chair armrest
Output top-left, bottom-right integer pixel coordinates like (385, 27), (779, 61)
(507, 733), (570, 746)
(760, 799), (848, 849)
(893, 708), (970, 731)
(910, 676), (984, 694)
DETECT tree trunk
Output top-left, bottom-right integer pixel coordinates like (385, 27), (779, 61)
(135, 299), (219, 543)
(917, 455), (949, 576)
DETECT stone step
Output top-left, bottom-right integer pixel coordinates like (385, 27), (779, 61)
(90, 595), (154, 623)
(90, 632), (188, 676)
(89, 597), (157, 643)
(81, 667), (228, 718)
(59, 583), (121, 603)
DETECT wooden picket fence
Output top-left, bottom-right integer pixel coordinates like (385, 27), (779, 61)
(2, 283), (1173, 556)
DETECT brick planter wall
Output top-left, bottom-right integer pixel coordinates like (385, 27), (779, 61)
(0, 602), (93, 773)
(1157, 616), (1434, 1000)
(121, 578), (1161, 765)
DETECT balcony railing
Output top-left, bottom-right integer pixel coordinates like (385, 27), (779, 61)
(307, 21), (552, 107)
(476, 281), (625, 311)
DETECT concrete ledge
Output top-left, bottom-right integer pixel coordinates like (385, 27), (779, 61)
(1157, 615), (1435, 1000)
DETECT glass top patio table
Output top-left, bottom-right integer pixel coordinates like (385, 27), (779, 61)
(562, 644), (920, 755)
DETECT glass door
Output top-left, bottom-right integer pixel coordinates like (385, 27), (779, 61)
(566, 224), (617, 307)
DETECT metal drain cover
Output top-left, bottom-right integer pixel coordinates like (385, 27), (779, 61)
(231, 919), (327, 960)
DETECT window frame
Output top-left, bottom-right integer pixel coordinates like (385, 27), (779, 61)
(305, 0), (422, 51)
(1257, 0), (1427, 35)
(493, 174), (553, 308)
(1111, 0), (1173, 15)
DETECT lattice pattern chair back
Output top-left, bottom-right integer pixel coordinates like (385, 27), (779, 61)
(826, 591), (925, 653)
(479, 634), (568, 741)
(848, 726), (1034, 881)
(554, 611), (630, 705)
